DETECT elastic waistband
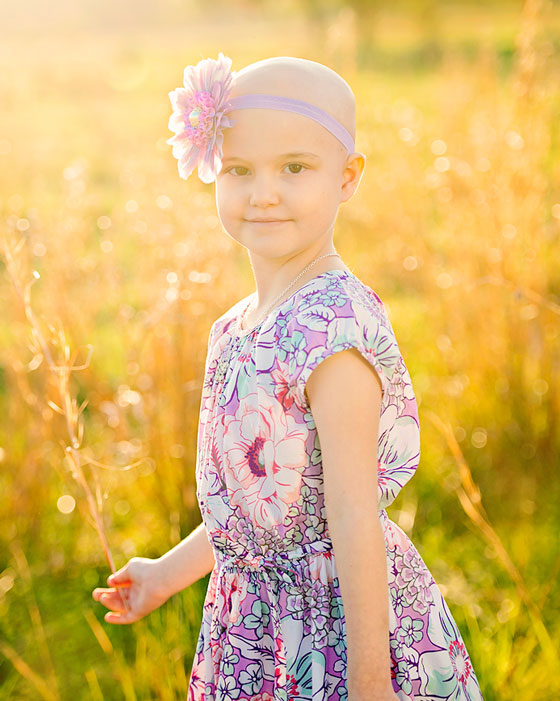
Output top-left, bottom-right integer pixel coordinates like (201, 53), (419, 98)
(215, 538), (334, 572)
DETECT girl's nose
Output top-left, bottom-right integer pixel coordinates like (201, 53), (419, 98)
(249, 176), (280, 207)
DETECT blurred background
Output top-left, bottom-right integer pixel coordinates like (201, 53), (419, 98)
(0, 0), (559, 698)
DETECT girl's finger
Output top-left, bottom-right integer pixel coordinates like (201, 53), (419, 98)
(107, 568), (131, 586)
(104, 609), (137, 625)
(92, 587), (113, 600)
(96, 590), (130, 611)
(93, 586), (129, 601)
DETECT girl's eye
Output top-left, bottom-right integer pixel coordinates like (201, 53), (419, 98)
(224, 163), (307, 176)
(285, 163), (306, 174)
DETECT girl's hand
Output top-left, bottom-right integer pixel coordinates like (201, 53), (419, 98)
(92, 556), (172, 624)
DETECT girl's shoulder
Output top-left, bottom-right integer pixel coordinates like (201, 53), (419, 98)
(284, 271), (406, 400)
(286, 270), (396, 338)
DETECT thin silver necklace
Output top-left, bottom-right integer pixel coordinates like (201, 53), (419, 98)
(238, 251), (341, 332)
(213, 252), (341, 386)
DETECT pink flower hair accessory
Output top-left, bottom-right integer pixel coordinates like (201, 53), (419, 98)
(166, 52), (237, 184)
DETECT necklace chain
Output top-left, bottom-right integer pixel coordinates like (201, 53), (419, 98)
(239, 252), (342, 332)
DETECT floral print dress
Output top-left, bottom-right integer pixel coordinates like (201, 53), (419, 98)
(188, 268), (483, 701)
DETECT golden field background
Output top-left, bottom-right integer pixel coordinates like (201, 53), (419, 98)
(0, 0), (559, 698)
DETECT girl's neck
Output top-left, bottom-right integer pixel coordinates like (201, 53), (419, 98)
(242, 251), (351, 326)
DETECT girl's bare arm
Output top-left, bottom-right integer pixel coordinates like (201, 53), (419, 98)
(157, 520), (216, 598)
(93, 521), (216, 625)
(306, 347), (398, 700)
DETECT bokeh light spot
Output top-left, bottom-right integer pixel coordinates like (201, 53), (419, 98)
(33, 242), (47, 257)
(157, 194), (172, 210)
(436, 272), (453, 289)
(57, 495), (76, 514)
(431, 139), (447, 155)
(114, 499), (130, 516)
(471, 428), (487, 448)
(532, 379), (548, 396)
(505, 130), (524, 150)
(188, 270), (212, 283)
(97, 216), (112, 230)
(170, 444), (185, 459)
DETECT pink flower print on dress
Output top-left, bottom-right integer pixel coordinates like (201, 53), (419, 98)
(222, 393), (309, 529)
(273, 635), (287, 688)
(308, 549), (336, 585)
(226, 572), (251, 625)
(166, 52), (236, 183)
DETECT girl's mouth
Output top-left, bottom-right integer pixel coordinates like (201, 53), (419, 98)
(246, 219), (291, 225)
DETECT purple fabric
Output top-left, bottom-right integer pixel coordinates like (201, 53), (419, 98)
(226, 94), (355, 153)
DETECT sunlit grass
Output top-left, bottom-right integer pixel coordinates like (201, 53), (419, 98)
(1, 3), (559, 699)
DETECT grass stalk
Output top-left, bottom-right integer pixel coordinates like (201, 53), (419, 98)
(425, 409), (559, 670)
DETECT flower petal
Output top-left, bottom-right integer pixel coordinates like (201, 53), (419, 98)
(168, 53), (236, 183)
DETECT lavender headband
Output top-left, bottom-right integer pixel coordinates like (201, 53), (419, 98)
(166, 53), (355, 183)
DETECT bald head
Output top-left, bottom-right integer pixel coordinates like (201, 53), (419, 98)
(215, 56), (366, 254)
(230, 56), (356, 144)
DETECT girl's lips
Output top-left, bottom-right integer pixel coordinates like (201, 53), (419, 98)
(246, 219), (291, 224)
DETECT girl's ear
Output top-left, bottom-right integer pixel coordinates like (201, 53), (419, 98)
(340, 152), (366, 202)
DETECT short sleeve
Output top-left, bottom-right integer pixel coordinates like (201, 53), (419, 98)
(286, 293), (402, 411)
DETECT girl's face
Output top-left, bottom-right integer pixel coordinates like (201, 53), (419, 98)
(215, 108), (359, 260)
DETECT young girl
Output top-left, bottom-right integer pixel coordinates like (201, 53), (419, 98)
(92, 53), (483, 701)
